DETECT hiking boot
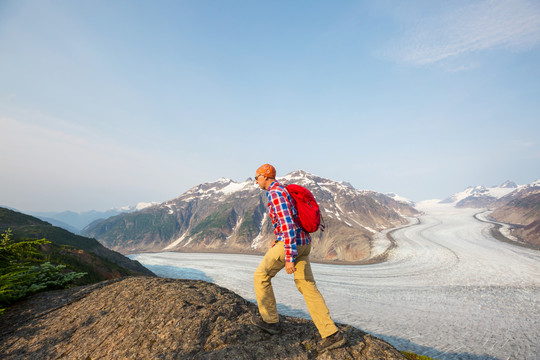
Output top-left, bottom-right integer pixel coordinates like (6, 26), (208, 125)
(250, 314), (281, 335)
(317, 331), (346, 353)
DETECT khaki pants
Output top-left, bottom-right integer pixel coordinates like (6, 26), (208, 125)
(253, 241), (338, 338)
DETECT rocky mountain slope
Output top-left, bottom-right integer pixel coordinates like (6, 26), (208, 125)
(489, 181), (540, 247)
(82, 171), (419, 262)
(0, 207), (154, 281)
(0, 276), (406, 360)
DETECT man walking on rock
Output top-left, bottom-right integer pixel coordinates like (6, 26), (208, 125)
(251, 164), (346, 353)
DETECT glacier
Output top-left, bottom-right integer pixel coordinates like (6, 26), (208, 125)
(130, 202), (540, 360)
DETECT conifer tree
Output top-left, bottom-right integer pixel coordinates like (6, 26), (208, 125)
(0, 229), (86, 314)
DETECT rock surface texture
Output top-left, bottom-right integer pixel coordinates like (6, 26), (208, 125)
(0, 277), (405, 360)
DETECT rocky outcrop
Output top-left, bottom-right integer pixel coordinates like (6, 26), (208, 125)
(0, 277), (405, 360)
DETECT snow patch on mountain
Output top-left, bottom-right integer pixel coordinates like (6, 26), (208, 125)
(251, 233), (265, 249)
(179, 178), (258, 202)
(227, 216), (244, 239)
(441, 181), (522, 205)
(118, 202), (160, 212)
(164, 204), (175, 214)
(386, 193), (414, 206)
(250, 213), (269, 249)
(528, 178), (540, 188)
(364, 226), (377, 233)
(163, 234), (188, 250)
(220, 181), (252, 195)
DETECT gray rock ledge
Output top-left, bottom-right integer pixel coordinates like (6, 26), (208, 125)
(0, 277), (405, 360)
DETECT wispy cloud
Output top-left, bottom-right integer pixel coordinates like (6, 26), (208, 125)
(391, 0), (540, 66)
(513, 140), (536, 148)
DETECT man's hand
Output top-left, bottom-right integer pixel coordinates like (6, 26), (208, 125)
(285, 262), (296, 274)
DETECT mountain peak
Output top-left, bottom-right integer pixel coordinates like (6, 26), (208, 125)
(280, 170), (319, 186)
(499, 180), (517, 188)
(283, 169), (313, 179)
(290, 169), (309, 175)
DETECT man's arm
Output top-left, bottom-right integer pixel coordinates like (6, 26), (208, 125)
(268, 190), (298, 264)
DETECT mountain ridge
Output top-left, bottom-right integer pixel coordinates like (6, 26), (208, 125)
(440, 180), (519, 207)
(82, 170), (419, 263)
(0, 207), (155, 281)
(28, 202), (160, 233)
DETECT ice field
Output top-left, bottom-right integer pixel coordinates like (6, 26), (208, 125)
(130, 202), (540, 360)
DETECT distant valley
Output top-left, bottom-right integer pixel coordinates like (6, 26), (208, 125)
(29, 202), (159, 233)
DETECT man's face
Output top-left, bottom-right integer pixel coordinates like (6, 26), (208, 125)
(255, 174), (266, 190)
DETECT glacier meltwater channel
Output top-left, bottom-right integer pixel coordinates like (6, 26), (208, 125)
(130, 202), (540, 360)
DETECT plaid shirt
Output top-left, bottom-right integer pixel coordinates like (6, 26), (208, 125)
(266, 181), (311, 263)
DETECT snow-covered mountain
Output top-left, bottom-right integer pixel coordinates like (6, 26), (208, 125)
(440, 180), (521, 208)
(82, 170), (419, 263)
(385, 193), (415, 206)
(30, 202), (159, 233)
(439, 179), (540, 247)
(116, 202), (160, 212)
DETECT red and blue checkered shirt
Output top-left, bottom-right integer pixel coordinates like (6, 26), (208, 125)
(267, 181), (311, 263)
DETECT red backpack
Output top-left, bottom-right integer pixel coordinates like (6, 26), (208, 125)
(285, 184), (325, 233)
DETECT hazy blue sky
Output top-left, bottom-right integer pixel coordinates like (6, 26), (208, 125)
(1, 0), (539, 212)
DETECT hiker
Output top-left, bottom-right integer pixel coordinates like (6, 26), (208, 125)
(251, 164), (346, 353)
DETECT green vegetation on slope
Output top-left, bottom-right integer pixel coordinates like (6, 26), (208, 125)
(0, 209), (49, 227)
(237, 207), (261, 241)
(402, 351), (440, 360)
(83, 210), (178, 248)
(0, 229), (86, 314)
(0, 207), (153, 284)
(191, 204), (235, 238)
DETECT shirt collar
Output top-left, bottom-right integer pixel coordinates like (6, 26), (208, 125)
(268, 180), (279, 191)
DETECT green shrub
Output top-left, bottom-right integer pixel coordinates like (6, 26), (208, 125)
(0, 229), (86, 314)
(401, 351), (440, 360)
